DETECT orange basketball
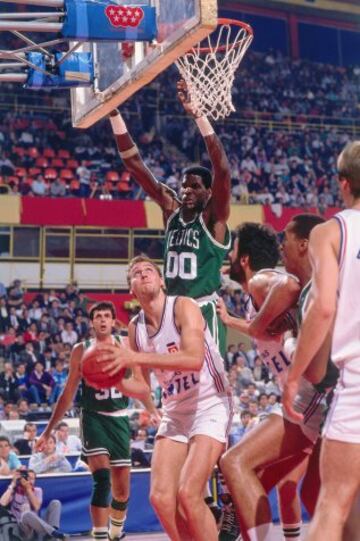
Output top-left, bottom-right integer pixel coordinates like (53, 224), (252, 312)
(81, 343), (126, 390)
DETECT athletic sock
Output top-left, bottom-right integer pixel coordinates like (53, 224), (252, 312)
(92, 527), (108, 540)
(282, 522), (302, 540)
(247, 523), (274, 541)
(109, 516), (126, 539)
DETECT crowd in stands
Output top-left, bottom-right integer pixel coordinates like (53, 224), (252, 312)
(0, 51), (358, 208)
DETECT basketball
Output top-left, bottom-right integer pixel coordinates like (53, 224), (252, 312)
(267, 310), (297, 337)
(81, 344), (126, 389)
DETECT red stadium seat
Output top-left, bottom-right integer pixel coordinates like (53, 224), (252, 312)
(28, 167), (41, 177)
(117, 181), (132, 194)
(105, 171), (120, 183)
(27, 147), (39, 159)
(67, 159), (79, 169)
(60, 168), (74, 181)
(15, 167), (27, 178)
(12, 146), (26, 157)
(43, 148), (55, 158)
(44, 168), (58, 180)
(35, 157), (48, 168)
(51, 158), (64, 168)
(58, 149), (70, 159)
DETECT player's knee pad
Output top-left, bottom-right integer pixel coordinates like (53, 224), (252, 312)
(91, 468), (111, 508)
(111, 498), (129, 512)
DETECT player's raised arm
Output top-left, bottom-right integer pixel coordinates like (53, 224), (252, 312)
(177, 79), (231, 225)
(35, 342), (83, 450)
(109, 109), (179, 222)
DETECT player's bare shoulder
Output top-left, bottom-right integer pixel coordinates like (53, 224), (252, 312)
(174, 296), (202, 327)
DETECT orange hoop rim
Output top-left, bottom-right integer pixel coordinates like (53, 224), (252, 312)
(192, 18), (253, 55)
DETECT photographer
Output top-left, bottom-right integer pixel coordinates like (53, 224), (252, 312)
(0, 468), (68, 539)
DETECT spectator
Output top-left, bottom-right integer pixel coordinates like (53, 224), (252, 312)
(0, 436), (21, 475)
(0, 362), (19, 402)
(50, 178), (66, 197)
(17, 397), (30, 419)
(60, 322), (77, 346)
(7, 280), (24, 308)
(228, 410), (252, 446)
(55, 422), (81, 454)
(31, 174), (48, 197)
(13, 422), (38, 455)
(49, 360), (68, 405)
(28, 361), (54, 405)
(0, 468), (68, 539)
(29, 434), (72, 474)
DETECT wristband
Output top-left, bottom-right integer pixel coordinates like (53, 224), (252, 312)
(110, 112), (128, 135)
(283, 336), (297, 361)
(119, 145), (139, 159)
(195, 116), (215, 137)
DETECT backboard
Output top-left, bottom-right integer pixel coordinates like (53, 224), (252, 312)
(71, 0), (218, 129)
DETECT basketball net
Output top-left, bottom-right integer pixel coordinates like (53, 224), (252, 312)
(176, 19), (253, 121)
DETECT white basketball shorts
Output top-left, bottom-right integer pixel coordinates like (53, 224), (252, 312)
(323, 358), (360, 443)
(156, 393), (233, 444)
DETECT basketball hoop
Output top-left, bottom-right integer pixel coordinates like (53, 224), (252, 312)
(175, 18), (253, 121)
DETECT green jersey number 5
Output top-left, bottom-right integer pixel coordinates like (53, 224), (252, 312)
(165, 251), (197, 280)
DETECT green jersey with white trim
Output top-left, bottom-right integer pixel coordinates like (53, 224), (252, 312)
(164, 209), (230, 298)
(298, 282), (339, 393)
(79, 335), (129, 412)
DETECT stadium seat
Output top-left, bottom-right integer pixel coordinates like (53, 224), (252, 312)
(58, 149), (70, 159)
(12, 146), (26, 158)
(44, 168), (58, 180)
(60, 168), (74, 181)
(51, 158), (65, 168)
(105, 171), (120, 183)
(27, 147), (39, 159)
(35, 157), (48, 169)
(43, 148), (56, 158)
(67, 159), (79, 169)
(15, 167), (27, 178)
(28, 167), (41, 177)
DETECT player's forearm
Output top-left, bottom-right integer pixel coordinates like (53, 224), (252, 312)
(288, 303), (334, 382)
(117, 377), (150, 400)
(141, 393), (157, 415)
(222, 314), (250, 334)
(133, 349), (203, 372)
(43, 389), (75, 435)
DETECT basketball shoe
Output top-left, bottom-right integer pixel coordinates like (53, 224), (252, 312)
(218, 504), (241, 541)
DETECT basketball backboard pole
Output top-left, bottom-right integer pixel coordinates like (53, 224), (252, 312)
(4, 0), (64, 7)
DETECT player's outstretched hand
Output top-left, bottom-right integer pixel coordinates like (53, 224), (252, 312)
(216, 297), (230, 326)
(35, 432), (50, 452)
(282, 377), (304, 423)
(177, 79), (199, 117)
(96, 343), (134, 376)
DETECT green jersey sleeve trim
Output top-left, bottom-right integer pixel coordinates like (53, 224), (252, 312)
(199, 213), (231, 251)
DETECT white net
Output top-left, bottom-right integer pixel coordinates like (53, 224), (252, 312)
(175, 20), (253, 121)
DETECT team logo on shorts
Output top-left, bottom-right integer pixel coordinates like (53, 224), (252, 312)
(166, 342), (179, 354)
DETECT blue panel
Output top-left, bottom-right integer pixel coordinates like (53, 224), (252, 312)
(340, 29), (360, 66)
(0, 471), (309, 534)
(63, 0), (157, 41)
(25, 52), (94, 89)
(299, 23), (339, 64)
(220, 9), (289, 55)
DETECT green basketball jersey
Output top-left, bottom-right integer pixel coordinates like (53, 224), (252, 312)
(164, 209), (231, 298)
(79, 336), (129, 412)
(298, 282), (339, 393)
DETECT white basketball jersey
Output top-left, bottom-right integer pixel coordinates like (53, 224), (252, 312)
(331, 209), (360, 366)
(247, 269), (298, 391)
(134, 296), (230, 413)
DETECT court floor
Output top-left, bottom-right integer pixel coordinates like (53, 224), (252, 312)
(75, 523), (309, 540)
